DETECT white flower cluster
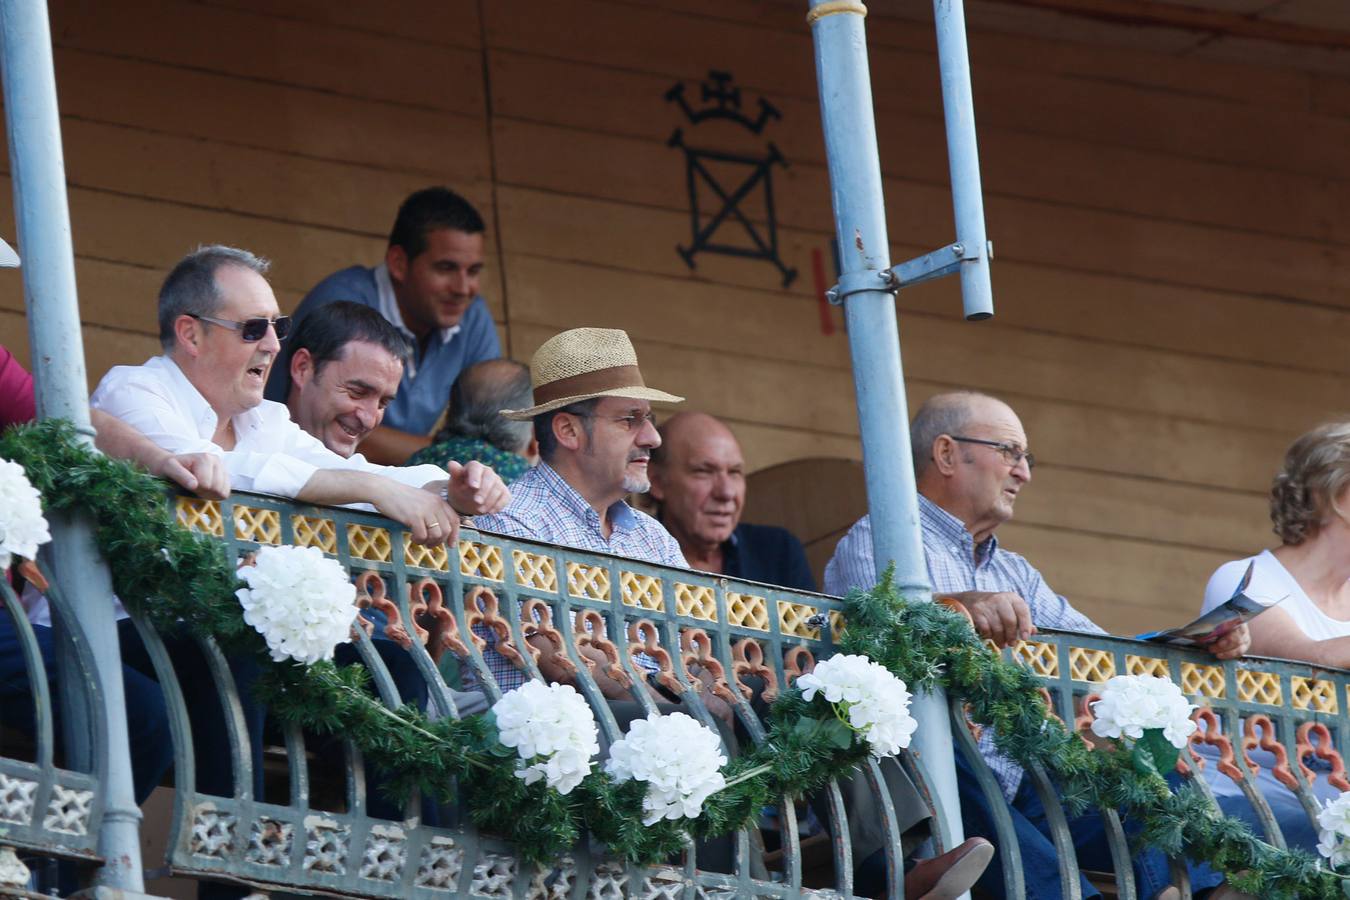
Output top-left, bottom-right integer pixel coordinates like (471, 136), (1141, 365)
(235, 545), (356, 665)
(605, 712), (727, 825)
(796, 653), (919, 757)
(492, 681), (599, 795)
(1089, 674), (1197, 749)
(0, 457), (51, 571)
(1318, 792), (1350, 868)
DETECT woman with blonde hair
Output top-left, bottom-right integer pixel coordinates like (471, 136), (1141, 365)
(1197, 420), (1350, 852)
(1203, 420), (1350, 654)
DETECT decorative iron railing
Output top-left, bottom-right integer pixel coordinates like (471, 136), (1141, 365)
(5, 491), (1346, 898)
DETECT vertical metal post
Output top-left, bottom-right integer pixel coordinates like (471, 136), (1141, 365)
(806, 0), (967, 867)
(0, 0), (146, 889)
(934, 0), (994, 321)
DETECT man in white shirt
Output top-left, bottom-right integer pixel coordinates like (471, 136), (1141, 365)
(91, 245), (509, 542)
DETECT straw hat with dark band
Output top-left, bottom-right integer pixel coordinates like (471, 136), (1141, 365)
(500, 327), (683, 420)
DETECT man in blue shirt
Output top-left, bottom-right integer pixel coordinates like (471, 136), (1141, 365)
(649, 411), (816, 591)
(266, 187), (500, 464)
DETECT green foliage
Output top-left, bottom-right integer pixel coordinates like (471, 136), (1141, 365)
(4, 420), (1344, 891)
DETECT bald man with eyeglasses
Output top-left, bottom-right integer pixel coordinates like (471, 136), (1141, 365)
(825, 390), (1253, 900)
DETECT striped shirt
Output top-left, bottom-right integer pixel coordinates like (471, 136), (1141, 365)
(471, 462), (686, 689)
(824, 495), (1104, 799)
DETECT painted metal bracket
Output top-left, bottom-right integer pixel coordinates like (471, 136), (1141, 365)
(825, 238), (995, 305)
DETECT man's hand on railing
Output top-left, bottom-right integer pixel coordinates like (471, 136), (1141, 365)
(154, 451), (230, 500)
(439, 461), (510, 516)
(937, 590), (1036, 648)
(369, 479), (461, 547)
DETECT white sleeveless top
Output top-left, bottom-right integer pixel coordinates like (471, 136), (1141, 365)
(1202, 549), (1350, 641)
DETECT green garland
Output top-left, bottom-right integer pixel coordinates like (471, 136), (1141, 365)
(0, 419), (1342, 895)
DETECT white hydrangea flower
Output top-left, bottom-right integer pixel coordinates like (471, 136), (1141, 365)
(235, 545), (356, 665)
(492, 681), (599, 795)
(1318, 792), (1350, 869)
(1089, 674), (1197, 749)
(604, 712), (727, 826)
(796, 653), (918, 757)
(0, 457), (51, 571)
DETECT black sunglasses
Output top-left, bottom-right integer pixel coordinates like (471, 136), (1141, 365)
(190, 313), (292, 342)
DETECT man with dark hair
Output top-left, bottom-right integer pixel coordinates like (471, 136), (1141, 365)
(408, 358), (537, 483)
(280, 300), (412, 459)
(649, 411), (815, 591)
(266, 187), (500, 464)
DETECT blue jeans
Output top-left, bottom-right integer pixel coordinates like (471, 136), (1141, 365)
(955, 750), (1224, 899)
(0, 616), (172, 804)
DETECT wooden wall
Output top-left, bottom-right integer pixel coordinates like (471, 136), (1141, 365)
(1, 0), (1347, 634)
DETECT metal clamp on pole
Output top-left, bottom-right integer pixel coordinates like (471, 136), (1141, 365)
(825, 268), (894, 306)
(887, 239), (995, 292)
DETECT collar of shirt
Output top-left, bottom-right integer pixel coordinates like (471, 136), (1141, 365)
(533, 461), (637, 534)
(373, 263), (461, 373)
(153, 355), (268, 442)
(918, 494), (997, 567)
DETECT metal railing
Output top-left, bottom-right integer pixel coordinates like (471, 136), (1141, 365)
(6, 491), (1345, 898)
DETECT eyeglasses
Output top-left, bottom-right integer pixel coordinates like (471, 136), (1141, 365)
(189, 313), (292, 342)
(573, 410), (658, 432)
(950, 436), (1036, 470)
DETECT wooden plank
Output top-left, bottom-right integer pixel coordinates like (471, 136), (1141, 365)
(509, 320), (1290, 492)
(495, 183), (1350, 349)
(197, 0), (482, 49)
(902, 258), (1350, 379)
(637, 0), (1315, 110)
(51, 0), (484, 115)
(0, 119), (489, 238)
(486, 0), (1350, 181)
(504, 255), (1350, 436)
(996, 522), (1234, 636)
(492, 108), (1347, 258)
(1, 309), (161, 394)
(45, 49), (488, 176)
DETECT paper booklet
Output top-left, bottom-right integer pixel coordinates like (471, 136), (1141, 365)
(1136, 560), (1285, 648)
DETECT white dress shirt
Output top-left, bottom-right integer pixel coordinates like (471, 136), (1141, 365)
(90, 355), (447, 497)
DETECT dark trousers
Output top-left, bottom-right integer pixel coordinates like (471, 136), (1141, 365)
(954, 750), (1224, 900)
(0, 616), (172, 804)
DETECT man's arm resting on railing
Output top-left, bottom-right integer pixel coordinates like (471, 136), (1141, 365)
(296, 468), (461, 546)
(91, 408), (230, 499)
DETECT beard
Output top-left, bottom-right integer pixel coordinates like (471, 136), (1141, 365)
(623, 472), (651, 494)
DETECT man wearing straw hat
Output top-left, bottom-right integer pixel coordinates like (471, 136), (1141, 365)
(474, 327), (686, 570)
(474, 328), (992, 899)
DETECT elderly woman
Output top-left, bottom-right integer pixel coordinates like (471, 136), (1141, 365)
(1198, 420), (1350, 851)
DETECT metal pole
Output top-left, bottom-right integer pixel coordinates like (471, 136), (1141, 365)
(934, 0), (994, 321)
(0, 0), (146, 889)
(806, 0), (967, 869)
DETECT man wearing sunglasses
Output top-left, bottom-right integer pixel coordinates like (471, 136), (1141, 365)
(824, 391), (1252, 900)
(91, 245), (510, 541)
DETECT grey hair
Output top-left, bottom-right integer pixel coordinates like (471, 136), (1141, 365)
(1270, 420), (1350, 545)
(158, 244), (271, 350)
(535, 398), (599, 463)
(434, 359), (534, 454)
(910, 391), (992, 477)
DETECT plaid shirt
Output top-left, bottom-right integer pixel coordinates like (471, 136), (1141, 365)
(471, 462), (687, 690)
(824, 495), (1104, 800)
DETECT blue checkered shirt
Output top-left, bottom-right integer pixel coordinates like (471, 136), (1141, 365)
(470, 462), (687, 690)
(824, 495), (1104, 800)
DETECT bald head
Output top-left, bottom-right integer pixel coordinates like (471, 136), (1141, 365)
(913, 391), (1032, 543)
(650, 412), (747, 555)
(911, 391), (1013, 478)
